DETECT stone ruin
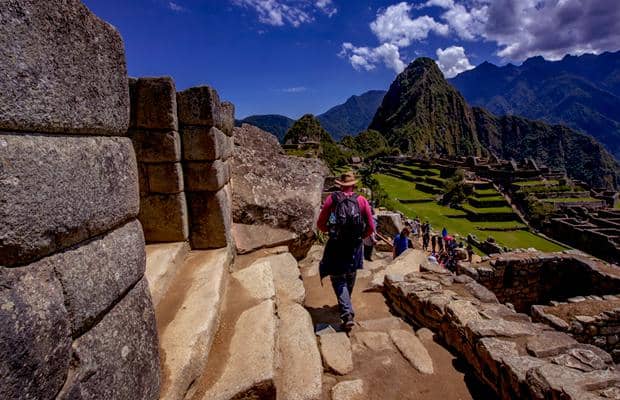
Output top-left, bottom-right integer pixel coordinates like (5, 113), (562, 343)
(384, 251), (620, 399)
(1, 1), (159, 398)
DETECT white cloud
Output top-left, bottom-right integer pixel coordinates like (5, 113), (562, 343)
(370, 2), (449, 47)
(282, 86), (307, 93)
(339, 42), (406, 73)
(436, 46), (474, 77)
(168, 1), (186, 12)
(232, 0), (337, 27)
(316, 0), (337, 17)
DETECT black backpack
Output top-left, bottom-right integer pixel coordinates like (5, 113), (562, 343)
(330, 191), (366, 242)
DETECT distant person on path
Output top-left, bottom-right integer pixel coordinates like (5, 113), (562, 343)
(431, 235), (437, 254)
(317, 171), (375, 330)
(466, 243), (474, 262)
(414, 217), (421, 238)
(393, 227), (414, 259)
(422, 220), (431, 250)
(442, 227), (448, 239)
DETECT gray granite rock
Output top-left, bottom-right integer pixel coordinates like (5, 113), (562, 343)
(0, 134), (139, 266)
(144, 162), (184, 194)
(131, 77), (178, 130)
(38, 220), (146, 336)
(177, 86), (232, 132)
(187, 185), (232, 249)
(232, 124), (328, 259)
(184, 160), (230, 192)
(139, 193), (189, 243)
(0, 264), (71, 400)
(130, 130), (182, 162)
(181, 126), (232, 161)
(0, 0), (129, 134)
(58, 278), (160, 400)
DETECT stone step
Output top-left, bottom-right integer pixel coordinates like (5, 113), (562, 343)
(145, 242), (190, 308)
(192, 299), (278, 400)
(156, 248), (231, 400)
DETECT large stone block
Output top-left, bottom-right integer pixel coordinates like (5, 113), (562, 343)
(132, 77), (178, 130)
(187, 185), (232, 249)
(139, 193), (189, 243)
(0, 0), (129, 135)
(177, 86), (232, 133)
(0, 134), (139, 266)
(0, 264), (71, 400)
(145, 162), (184, 194)
(181, 126), (231, 161)
(184, 160), (230, 192)
(130, 130), (181, 162)
(33, 220), (146, 336)
(58, 278), (160, 400)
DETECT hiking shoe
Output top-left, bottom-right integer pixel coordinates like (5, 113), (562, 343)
(343, 315), (355, 331)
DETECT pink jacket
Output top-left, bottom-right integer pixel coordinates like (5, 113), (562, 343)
(317, 192), (375, 238)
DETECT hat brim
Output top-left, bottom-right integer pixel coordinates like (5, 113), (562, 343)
(335, 179), (357, 186)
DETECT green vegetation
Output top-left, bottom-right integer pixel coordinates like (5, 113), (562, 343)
(373, 171), (566, 252)
(283, 114), (349, 172)
(461, 204), (514, 215)
(474, 188), (501, 197)
(340, 129), (393, 159)
(540, 197), (598, 203)
(513, 180), (559, 187)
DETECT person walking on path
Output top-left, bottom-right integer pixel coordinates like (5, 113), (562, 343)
(317, 171), (375, 330)
(422, 220), (431, 250)
(393, 227), (414, 259)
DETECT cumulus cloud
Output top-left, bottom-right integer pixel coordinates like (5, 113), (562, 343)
(339, 42), (406, 73)
(419, 0), (620, 60)
(370, 2), (449, 47)
(232, 0), (337, 27)
(436, 46), (474, 77)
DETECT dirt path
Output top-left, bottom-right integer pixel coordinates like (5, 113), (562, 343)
(301, 248), (496, 400)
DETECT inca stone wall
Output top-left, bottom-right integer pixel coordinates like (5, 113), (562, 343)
(177, 87), (235, 249)
(0, 1), (159, 399)
(129, 77), (189, 243)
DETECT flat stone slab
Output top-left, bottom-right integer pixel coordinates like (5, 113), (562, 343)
(354, 331), (394, 352)
(145, 241), (190, 308)
(232, 261), (275, 301)
(319, 333), (353, 375)
(252, 253), (305, 304)
(389, 329), (434, 374)
(358, 317), (403, 332)
(158, 249), (229, 400)
(385, 249), (425, 276)
(416, 328), (435, 342)
(232, 223), (297, 255)
(1, 135), (139, 266)
(331, 379), (364, 400)
(277, 303), (322, 400)
(199, 299), (277, 400)
(0, 0), (129, 135)
(526, 331), (578, 358)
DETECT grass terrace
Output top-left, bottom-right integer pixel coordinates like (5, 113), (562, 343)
(373, 172), (566, 253)
(540, 197), (599, 203)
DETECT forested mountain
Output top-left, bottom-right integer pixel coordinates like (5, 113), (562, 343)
(235, 114), (294, 142)
(450, 51), (620, 159)
(370, 58), (620, 189)
(317, 90), (386, 140)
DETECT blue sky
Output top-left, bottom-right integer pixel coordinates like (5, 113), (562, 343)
(83, 0), (620, 119)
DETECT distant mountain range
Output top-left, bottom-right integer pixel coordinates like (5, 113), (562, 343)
(370, 58), (619, 189)
(450, 51), (620, 160)
(236, 90), (386, 142)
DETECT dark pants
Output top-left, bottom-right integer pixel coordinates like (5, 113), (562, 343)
(363, 244), (373, 261)
(331, 271), (357, 320)
(423, 234), (430, 250)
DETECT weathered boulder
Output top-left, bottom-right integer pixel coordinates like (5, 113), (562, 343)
(277, 303), (323, 400)
(58, 278), (160, 400)
(0, 264), (71, 400)
(0, 0), (129, 135)
(354, 331), (394, 352)
(232, 223), (298, 255)
(389, 329), (434, 374)
(232, 124), (328, 259)
(319, 332), (354, 375)
(331, 380), (364, 400)
(376, 211), (403, 238)
(0, 134), (139, 266)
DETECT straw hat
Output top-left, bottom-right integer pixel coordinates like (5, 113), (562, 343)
(335, 171), (358, 187)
